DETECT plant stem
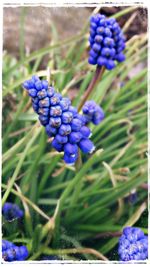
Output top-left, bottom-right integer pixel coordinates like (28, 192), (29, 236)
(78, 66), (105, 112)
(94, 231), (122, 239)
(54, 150), (103, 234)
(66, 152), (83, 220)
(75, 150), (82, 171)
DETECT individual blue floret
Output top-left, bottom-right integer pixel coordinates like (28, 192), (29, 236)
(69, 131), (82, 144)
(2, 240), (15, 251)
(79, 139), (95, 154)
(63, 152), (78, 165)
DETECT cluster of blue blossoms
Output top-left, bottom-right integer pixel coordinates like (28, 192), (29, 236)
(118, 227), (148, 261)
(23, 76), (104, 165)
(2, 240), (28, 261)
(83, 100), (104, 125)
(2, 202), (24, 221)
(88, 14), (126, 70)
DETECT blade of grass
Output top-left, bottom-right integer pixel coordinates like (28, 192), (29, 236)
(2, 127), (41, 205)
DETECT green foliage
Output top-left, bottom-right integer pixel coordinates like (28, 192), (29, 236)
(2, 6), (147, 261)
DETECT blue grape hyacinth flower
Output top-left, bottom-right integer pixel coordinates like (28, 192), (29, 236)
(118, 226), (148, 261)
(2, 202), (24, 221)
(88, 14), (126, 70)
(2, 240), (28, 261)
(82, 100), (105, 125)
(23, 76), (103, 165)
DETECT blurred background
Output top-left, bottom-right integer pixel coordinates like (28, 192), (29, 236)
(3, 6), (147, 60)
